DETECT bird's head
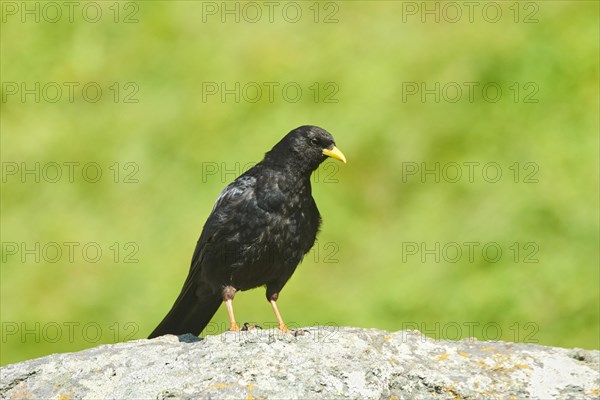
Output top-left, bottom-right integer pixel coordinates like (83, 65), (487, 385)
(266, 125), (346, 174)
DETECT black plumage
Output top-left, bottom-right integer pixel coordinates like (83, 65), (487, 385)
(149, 125), (346, 338)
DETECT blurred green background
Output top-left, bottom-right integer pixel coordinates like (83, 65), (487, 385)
(1, 1), (598, 366)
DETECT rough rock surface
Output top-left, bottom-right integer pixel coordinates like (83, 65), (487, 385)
(1, 327), (598, 399)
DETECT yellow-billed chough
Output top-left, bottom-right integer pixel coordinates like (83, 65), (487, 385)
(149, 125), (346, 338)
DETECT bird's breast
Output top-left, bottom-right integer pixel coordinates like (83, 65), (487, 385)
(227, 195), (319, 290)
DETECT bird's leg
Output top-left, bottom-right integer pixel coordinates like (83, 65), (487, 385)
(268, 293), (289, 333)
(222, 286), (239, 331)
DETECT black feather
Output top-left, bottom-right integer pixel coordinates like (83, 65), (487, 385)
(149, 125), (341, 338)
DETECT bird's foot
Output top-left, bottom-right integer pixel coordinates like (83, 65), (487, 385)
(241, 322), (262, 331)
(229, 322), (240, 331)
(290, 329), (309, 337)
(279, 325), (308, 336)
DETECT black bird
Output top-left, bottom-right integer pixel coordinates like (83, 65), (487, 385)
(149, 125), (346, 338)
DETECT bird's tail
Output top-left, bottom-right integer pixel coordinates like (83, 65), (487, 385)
(148, 283), (222, 339)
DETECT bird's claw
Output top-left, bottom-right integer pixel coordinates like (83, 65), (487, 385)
(241, 322), (262, 331)
(279, 326), (308, 336)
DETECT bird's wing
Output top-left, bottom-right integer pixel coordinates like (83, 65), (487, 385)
(184, 174), (262, 282)
(148, 175), (260, 338)
(201, 174), (259, 243)
(211, 174), (257, 213)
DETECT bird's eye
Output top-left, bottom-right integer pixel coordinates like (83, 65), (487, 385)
(310, 138), (319, 146)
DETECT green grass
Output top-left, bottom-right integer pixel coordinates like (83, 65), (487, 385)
(1, 1), (598, 366)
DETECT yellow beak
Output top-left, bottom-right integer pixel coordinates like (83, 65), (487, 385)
(322, 146), (347, 164)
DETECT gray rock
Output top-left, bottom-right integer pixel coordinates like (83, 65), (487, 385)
(1, 327), (598, 399)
